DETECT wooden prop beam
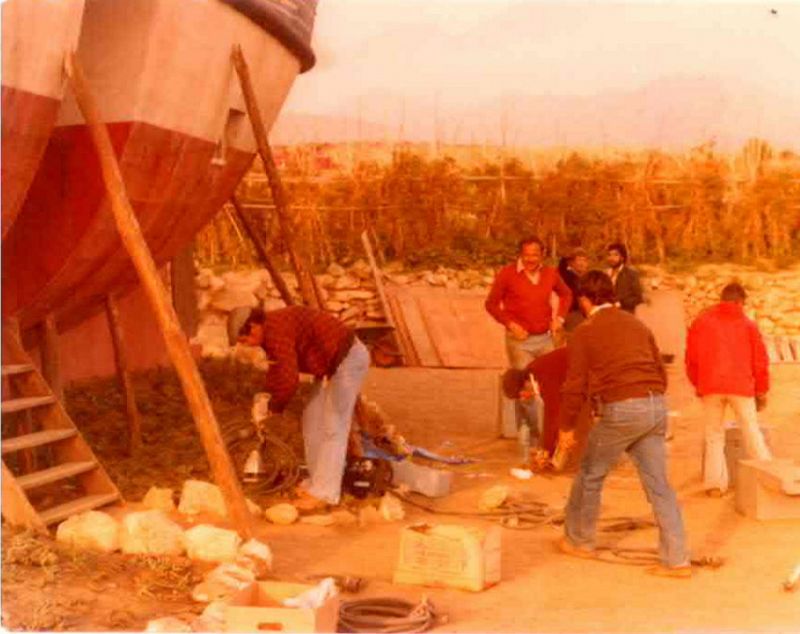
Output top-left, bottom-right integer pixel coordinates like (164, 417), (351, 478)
(40, 314), (63, 402)
(105, 295), (143, 453)
(230, 196), (295, 306)
(64, 52), (254, 538)
(361, 230), (397, 330)
(231, 44), (319, 310)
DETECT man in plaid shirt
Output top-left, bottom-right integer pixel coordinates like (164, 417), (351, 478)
(235, 305), (370, 509)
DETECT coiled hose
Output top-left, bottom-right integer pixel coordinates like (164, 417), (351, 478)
(338, 597), (439, 633)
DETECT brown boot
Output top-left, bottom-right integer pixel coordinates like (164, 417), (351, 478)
(556, 537), (597, 560)
(706, 488), (725, 498)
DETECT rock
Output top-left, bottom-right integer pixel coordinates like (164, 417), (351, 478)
(209, 287), (257, 312)
(325, 301), (347, 312)
(178, 480), (228, 518)
(265, 503), (299, 525)
(142, 487), (176, 513)
(331, 509), (358, 526)
(262, 297), (288, 312)
(331, 290), (374, 302)
(327, 263), (346, 277)
(56, 511), (120, 553)
(184, 525), (242, 563)
(208, 276), (225, 292)
(379, 493), (405, 522)
(195, 271), (213, 289)
(300, 514), (336, 527)
(479, 485), (509, 511)
(388, 274), (409, 285)
(246, 498), (262, 516)
(145, 617), (193, 632)
(236, 538), (273, 578)
(120, 510), (185, 556)
(333, 275), (361, 290)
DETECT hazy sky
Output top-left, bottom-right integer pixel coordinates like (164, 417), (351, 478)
(284, 1), (800, 115)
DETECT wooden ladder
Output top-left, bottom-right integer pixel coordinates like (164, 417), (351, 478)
(1, 326), (122, 531)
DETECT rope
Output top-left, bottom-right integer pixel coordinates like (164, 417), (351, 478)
(338, 597), (439, 633)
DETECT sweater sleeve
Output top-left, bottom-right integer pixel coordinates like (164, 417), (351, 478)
(485, 267), (512, 327)
(749, 323), (770, 396)
(560, 331), (590, 431)
(263, 332), (300, 413)
(553, 271), (574, 319)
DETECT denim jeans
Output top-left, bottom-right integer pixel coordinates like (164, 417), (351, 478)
(506, 332), (552, 447)
(702, 394), (772, 492)
(301, 339), (370, 504)
(564, 394), (688, 567)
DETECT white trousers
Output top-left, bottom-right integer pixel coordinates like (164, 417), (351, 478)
(702, 394), (772, 492)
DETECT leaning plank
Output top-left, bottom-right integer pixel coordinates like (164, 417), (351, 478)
(2, 429), (77, 455)
(39, 492), (121, 526)
(1, 463), (46, 531)
(2, 395), (56, 414)
(64, 52), (254, 539)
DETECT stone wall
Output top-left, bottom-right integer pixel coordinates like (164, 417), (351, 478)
(192, 261), (800, 358)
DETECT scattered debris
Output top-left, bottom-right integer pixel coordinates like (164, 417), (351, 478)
(178, 480), (228, 518)
(265, 503), (299, 525)
(184, 525), (242, 563)
(510, 467), (533, 480)
(145, 616), (193, 632)
(120, 510), (185, 556)
(379, 493), (406, 522)
(56, 510), (121, 553)
(331, 509), (358, 526)
(479, 485), (509, 511)
(283, 577), (338, 608)
(236, 539), (273, 578)
(192, 563), (256, 603)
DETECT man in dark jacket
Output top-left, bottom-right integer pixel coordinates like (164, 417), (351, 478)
(234, 306), (370, 509)
(685, 282), (771, 496)
(606, 242), (643, 313)
(557, 271), (689, 578)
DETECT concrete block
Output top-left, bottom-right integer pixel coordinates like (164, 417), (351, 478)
(736, 459), (800, 520)
(391, 460), (453, 498)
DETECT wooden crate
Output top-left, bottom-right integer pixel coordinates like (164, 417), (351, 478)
(735, 459), (800, 520)
(393, 523), (501, 592)
(224, 581), (339, 632)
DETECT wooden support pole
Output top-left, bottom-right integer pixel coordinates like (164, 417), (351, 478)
(230, 196), (295, 306)
(361, 230), (396, 330)
(64, 52), (254, 538)
(231, 44), (319, 310)
(40, 314), (64, 402)
(105, 295), (143, 454)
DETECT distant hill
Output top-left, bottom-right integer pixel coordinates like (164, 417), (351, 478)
(271, 75), (800, 151)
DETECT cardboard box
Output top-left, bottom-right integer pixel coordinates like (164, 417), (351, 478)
(735, 459), (800, 520)
(393, 523), (501, 592)
(224, 581), (339, 632)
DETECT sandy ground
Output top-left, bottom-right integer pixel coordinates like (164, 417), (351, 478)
(2, 362), (799, 632)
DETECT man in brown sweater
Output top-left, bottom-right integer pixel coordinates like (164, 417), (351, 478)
(557, 271), (690, 578)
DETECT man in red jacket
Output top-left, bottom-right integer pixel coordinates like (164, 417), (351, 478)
(685, 282), (772, 496)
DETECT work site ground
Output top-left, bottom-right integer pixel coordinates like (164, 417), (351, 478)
(2, 363), (798, 632)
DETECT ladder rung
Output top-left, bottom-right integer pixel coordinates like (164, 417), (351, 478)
(39, 492), (121, 526)
(1, 429), (77, 454)
(2, 395), (56, 414)
(1, 364), (34, 377)
(17, 461), (98, 490)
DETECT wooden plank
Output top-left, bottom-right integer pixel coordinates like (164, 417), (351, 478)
(2, 364), (34, 377)
(40, 314), (63, 401)
(360, 230), (395, 329)
(391, 289), (441, 366)
(2, 429), (77, 455)
(2, 395), (56, 414)
(105, 295), (143, 453)
(171, 243), (200, 338)
(17, 461), (97, 490)
(39, 492), (121, 526)
(385, 293), (419, 366)
(1, 462), (46, 532)
(65, 52), (252, 539)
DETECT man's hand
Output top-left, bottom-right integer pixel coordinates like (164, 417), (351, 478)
(550, 317), (564, 334)
(755, 394), (768, 412)
(558, 429), (577, 451)
(507, 321), (528, 341)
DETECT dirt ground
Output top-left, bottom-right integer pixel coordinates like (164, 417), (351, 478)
(2, 361), (799, 632)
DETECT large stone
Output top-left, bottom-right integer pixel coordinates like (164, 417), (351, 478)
(178, 480), (228, 518)
(331, 290), (374, 302)
(236, 538), (273, 578)
(120, 510), (185, 556)
(327, 262), (346, 277)
(209, 287), (257, 313)
(184, 525), (242, 563)
(262, 297), (288, 312)
(142, 487), (176, 513)
(265, 503), (299, 525)
(333, 275), (361, 290)
(56, 511), (120, 553)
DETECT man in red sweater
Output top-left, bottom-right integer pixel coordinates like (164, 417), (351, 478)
(486, 237), (572, 447)
(685, 282), (772, 496)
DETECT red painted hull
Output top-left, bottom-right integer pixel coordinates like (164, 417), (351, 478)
(3, 121), (252, 329)
(1, 87), (62, 238)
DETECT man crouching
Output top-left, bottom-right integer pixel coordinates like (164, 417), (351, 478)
(557, 271), (690, 578)
(234, 306), (370, 510)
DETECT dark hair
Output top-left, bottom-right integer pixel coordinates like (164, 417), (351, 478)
(576, 270), (616, 305)
(518, 236), (545, 253)
(501, 368), (528, 399)
(240, 307), (267, 337)
(607, 242), (628, 263)
(721, 282), (747, 303)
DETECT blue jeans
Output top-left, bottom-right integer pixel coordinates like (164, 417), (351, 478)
(564, 394), (688, 567)
(301, 339), (370, 504)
